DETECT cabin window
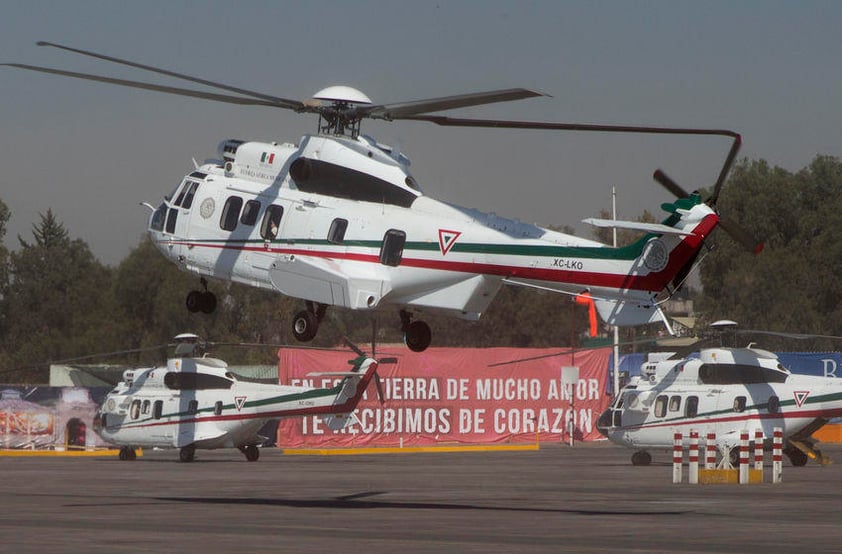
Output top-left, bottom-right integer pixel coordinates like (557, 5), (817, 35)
(261, 204), (284, 239)
(188, 399), (199, 416)
(685, 396), (699, 418)
(165, 207), (178, 234)
(181, 182), (200, 209)
(153, 400), (163, 420)
(220, 196), (244, 231)
(214, 401), (223, 416)
(768, 395), (780, 413)
(328, 218), (348, 244)
(733, 396), (747, 413)
(241, 200), (261, 226)
(654, 395), (668, 418)
(130, 399), (141, 420)
(141, 400), (150, 415)
(380, 229), (406, 266)
(668, 395), (681, 412)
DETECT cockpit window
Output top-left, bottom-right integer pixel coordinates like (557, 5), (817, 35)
(181, 182), (200, 209)
(290, 157), (418, 208)
(150, 203), (166, 231)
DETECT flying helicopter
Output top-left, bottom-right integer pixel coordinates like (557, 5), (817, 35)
(596, 322), (842, 467)
(93, 333), (390, 462)
(3, 41), (761, 352)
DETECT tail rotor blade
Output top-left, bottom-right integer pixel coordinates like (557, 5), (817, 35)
(374, 371), (385, 404)
(653, 169), (691, 199)
(718, 216), (764, 254)
(343, 337), (366, 357)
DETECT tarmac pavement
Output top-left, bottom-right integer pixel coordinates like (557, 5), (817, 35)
(1, 441), (841, 553)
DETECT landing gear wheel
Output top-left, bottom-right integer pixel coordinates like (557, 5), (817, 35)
(631, 451), (651, 466)
(186, 290), (203, 313)
(240, 445), (260, 462)
(179, 445), (196, 463)
(785, 447), (809, 467)
(118, 446), (137, 461)
(186, 278), (217, 314)
(292, 310), (319, 342)
(404, 320), (432, 353)
(199, 291), (217, 314)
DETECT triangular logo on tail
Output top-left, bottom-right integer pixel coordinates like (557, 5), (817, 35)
(438, 229), (462, 256)
(793, 390), (810, 408)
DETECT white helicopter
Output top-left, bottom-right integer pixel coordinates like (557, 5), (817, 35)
(93, 333), (389, 462)
(596, 322), (842, 467)
(4, 42), (760, 352)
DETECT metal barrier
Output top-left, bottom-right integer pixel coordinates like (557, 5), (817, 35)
(672, 427), (783, 484)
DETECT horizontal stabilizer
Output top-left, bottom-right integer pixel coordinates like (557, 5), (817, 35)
(593, 298), (674, 333)
(583, 218), (693, 236)
(321, 413), (354, 431)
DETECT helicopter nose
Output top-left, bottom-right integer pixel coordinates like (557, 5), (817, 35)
(596, 408), (613, 437)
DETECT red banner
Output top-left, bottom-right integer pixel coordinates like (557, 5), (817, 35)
(277, 346), (612, 447)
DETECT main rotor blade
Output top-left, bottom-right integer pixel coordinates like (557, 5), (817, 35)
(363, 88), (546, 120)
(403, 115), (740, 138)
(36, 41), (305, 110)
(2, 63), (290, 108)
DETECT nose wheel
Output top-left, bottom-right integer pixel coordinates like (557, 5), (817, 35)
(186, 278), (217, 314)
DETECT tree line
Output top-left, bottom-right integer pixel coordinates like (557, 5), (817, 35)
(1, 153), (840, 382)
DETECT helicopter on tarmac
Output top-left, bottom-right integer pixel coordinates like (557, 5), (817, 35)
(4, 42), (761, 352)
(596, 322), (842, 467)
(93, 333), (390, 462)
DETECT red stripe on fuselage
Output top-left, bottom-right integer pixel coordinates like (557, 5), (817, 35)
(165, 214), (717, 293)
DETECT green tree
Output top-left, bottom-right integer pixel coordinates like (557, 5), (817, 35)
(697, 155), (842, 349)
(4, 210), (119, 382)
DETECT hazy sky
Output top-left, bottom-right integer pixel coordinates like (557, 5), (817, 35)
(2, 1), (841, 265)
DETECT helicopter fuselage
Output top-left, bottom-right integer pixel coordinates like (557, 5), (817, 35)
(597, 347), (842, 465)
(94, 352), (377, 461)
(148, 132), (718, 348)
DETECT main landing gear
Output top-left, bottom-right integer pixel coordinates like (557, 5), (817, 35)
(186, 277), (217, 314)
(400, 310), (431, 353)
(179, 445), (196, 463)
(291, 301), (327, 342)
(238, 445), (260, 462)
(118, 446), (137, 461)
(290, 303), (433, 353)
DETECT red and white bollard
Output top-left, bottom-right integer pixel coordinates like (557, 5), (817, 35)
(754, 428), (764, 480)
(673, 431), (683, 484)
(772, 427), (783, 484)
(739, 430), (750, 484)
(705, 432), (717, 469)
(688, 430), (699, 484)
